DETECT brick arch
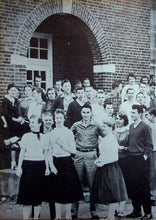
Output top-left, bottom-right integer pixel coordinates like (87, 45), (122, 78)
(15, 0), (112, 65)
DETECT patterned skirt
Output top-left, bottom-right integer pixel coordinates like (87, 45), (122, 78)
(91, 161), (128, 204)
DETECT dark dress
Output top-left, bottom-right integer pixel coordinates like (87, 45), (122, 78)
(1, 96), (21, 139)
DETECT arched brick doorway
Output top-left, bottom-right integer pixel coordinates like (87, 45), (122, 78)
(12, 0), (112, 89)
(35, 13), (98, 87)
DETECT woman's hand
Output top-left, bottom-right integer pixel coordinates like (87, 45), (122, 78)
(95, 159), (105, 167)
(55, 137), (63, 147)
(16, 167), (22, 177)
(45, 167), (50, 176)
(50, 165), (58, 175)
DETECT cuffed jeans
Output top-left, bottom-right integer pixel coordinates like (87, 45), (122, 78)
(71, 150), (97, 217)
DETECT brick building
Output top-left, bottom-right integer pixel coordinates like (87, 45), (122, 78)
(0, 0), (155, 167)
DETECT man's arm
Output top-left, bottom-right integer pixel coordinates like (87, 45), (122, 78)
(144, 125), (153, 158)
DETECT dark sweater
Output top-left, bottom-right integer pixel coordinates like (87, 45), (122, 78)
(65, 100), (83, 128)
(128, 121), (153, 157)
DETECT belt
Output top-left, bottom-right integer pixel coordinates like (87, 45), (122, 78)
(76, 148), (95, 152)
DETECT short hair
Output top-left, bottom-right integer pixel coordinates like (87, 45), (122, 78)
(140, 76), (150, 84)
(83, 78), (90, 82)
(140, 82), (147, 86)
(7, 83), (17, 91)
(116, 112), (129, 126)
(127, 73), (136, 81)
(75, 87), (84, 93)
(46, 87), (55, 96)
(41, 111), (53, 118)
(74, 79), (81, 85)
(61, 79), (70, 86)
(29, 114), (42, 124)
(97, 89), (105, 95)
(112, 80), (120, 90)
(149, 81), (156, 87)
(126, 88), (134, 94)
(136, 92), (144, 98)
(149, 108), (156, 117)
(55, 79), (62, 84)
(54, 108), (65, 117)
(132, 104), (143, 114)
(104, 100), (113, 109)
(81, 103), (92, 111)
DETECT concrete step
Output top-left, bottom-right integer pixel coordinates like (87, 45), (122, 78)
(0, 169), (19, 198)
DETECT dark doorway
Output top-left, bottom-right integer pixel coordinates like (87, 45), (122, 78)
(36, 13), (94, 88)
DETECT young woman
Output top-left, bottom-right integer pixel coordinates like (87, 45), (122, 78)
(41, 87), (56, 114)
(16, 114), (51, 220)
(91, 120), (128, 220)
(113, 112), (129, 216)
(1, 83), (24, 169)
(48, 109), (84, 219)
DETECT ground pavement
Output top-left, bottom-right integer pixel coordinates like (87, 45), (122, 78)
(0, 195), (156, 219)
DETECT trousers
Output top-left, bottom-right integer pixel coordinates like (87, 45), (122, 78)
(127, 155), (151, 215)
(71, 150), (97, 216)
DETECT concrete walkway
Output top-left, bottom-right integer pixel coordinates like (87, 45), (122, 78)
(0, 169), (156, 219)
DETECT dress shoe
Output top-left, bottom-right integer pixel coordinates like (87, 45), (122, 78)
(141, 214), (153, 219)
(71, 215), (77, 219)
(126, 212), (142, 218)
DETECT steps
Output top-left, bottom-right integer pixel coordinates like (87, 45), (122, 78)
(0, 169), (20, 197)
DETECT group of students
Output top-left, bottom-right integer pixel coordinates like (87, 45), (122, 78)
(0, 73), (156, 220)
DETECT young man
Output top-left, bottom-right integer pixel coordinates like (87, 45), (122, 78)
(126, 104), (153, 219)
(120, 88), (137, 125)
(105, 80), (122, 115)
(66, 87), (85, 128)
(92, 90), (106, 125)
(149, 82), (156, 108)
(52, 79), (75, 115)
(34, 75), (46, 101)
(71, 103), (104, 219)
(83, 78), (90, 88)
(139, 82), (150, 108)
(84, 86), (96, 105)
(54, 80), (62, 97)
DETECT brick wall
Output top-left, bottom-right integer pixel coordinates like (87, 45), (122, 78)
(0, 0), (151, 167)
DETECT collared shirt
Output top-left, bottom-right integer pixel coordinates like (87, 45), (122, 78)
(71, 120), (104, 150)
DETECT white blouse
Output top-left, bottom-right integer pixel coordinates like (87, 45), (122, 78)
(98, 133), (119, 165)
(48, 127), (76, 157)
(20, 132), (48, 161)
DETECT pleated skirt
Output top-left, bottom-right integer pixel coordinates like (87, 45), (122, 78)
(46, 156), (84, 204)
(17, 160), (46, 205)
(91, 161), (128, 204)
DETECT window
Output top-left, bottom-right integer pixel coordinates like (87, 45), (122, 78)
(27, 37), (48, 60)
(26, 70), (46, 90)
(26, 33), (53, 90)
